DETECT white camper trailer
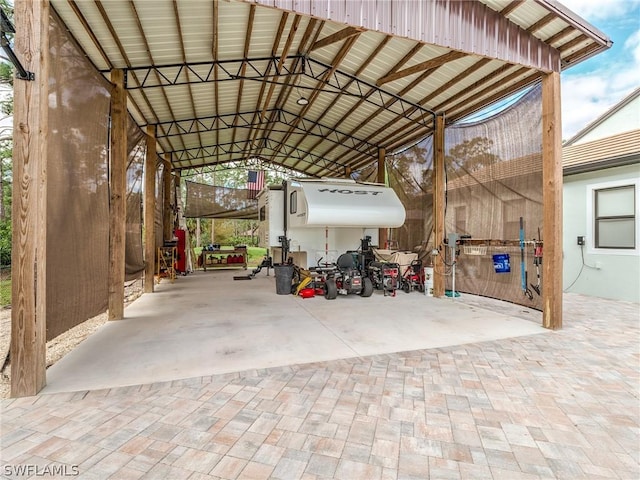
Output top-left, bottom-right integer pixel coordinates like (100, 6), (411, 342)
(257, 178), (406, 269)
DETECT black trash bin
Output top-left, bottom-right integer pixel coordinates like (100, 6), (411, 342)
(274, 264), (294, 295)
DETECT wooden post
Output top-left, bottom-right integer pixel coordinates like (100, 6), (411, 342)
(432, 114), (446, 297)
(377, 147), (388, 248)
(144, 125), (156, 293)
(541, 72), (563, 329)
(10, 0), (49, 397)
(174, 169), (181, 233)
(163, 154), (172, 242)
(108, 69), (127, 320)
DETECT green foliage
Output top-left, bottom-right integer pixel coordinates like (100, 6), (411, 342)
(446, 136), (500, 172)
(0, 219), (10, 265)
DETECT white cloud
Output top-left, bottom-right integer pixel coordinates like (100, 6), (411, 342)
(559, 0), (640, 21)
(625, 29), (640, 63)
(559, 1), (640, 138)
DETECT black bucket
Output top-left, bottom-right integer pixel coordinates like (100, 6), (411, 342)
(274, 264), (294, 295)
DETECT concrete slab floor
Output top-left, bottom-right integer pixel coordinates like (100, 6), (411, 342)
(43, 269), (546, 394)
(2, 292), (638, 480)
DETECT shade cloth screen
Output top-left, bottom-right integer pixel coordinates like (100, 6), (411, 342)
(46, 11), (149, 339)
(125, 120), (146, 281)
(46, 10), (111, 340)
(372, 84), (544, 309)
(184, 180), (259, 219)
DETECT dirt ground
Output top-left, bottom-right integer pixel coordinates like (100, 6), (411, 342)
(0, 280), (143, 399)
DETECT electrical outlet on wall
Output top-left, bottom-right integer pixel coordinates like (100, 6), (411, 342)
(577, 236), (585, 246)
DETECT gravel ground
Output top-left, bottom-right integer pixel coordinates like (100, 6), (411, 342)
(0, 280), (143, 399)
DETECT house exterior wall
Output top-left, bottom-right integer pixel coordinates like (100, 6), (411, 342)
(563, 164), (640, 302)
(573, 95), (640, 145)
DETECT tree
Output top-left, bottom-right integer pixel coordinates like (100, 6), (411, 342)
(0, 4), (14, 265)
(446, 136), (500, 173)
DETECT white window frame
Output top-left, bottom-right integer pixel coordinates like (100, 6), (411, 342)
(586, 177), (639, 256)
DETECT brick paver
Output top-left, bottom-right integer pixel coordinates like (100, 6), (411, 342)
(1, 293), (638, 479)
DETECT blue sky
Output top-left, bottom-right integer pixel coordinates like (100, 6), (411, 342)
(559, 0), (640, 138)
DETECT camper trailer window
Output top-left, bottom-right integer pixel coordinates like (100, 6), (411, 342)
(260, 206), (266, 221)
(290, 191), (297, 214)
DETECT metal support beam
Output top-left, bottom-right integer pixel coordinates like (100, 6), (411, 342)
(122, 56), (434, 130)
(10, 0), (49, 398)
(154, 108), (378, 156)
(541, 72), (563, 329)
(170, 138), (344, 175)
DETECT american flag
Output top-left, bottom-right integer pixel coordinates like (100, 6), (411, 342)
(247, 170), (265, 199)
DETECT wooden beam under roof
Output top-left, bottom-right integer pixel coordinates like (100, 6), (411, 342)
(230, 3), (256, 149)
(173, 0), (204, 151)
(345, 58), (493, 169)
(129, 1), (186, 155)
(245, 17), (320, 162)
(316, 43), (443, 166)
(500, 0), (525, 17)
(528, 13), (556, 34)
(238, 10), (289, 162)
(310, 26), (363, 51)
(258, 14), (300, 124)
(376, 51), (467, 86)
(289, 35), (391, 172)
(295, 38), (425, 172)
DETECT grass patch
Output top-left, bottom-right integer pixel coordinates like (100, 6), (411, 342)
(0, 270), (10, 307)
(192, 246), (268, 267)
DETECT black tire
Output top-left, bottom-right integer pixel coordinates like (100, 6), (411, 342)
(403, 281), (411, 293)
(361, 277), (374, 297)
(324, 278), (338, 300)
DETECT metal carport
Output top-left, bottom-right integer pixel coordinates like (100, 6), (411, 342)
(9, 0), (611, 396)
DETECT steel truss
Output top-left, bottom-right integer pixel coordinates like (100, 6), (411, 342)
(171, 137), (345, 176)
(154, 108), (378, 158)
(122, 55), (435, 130)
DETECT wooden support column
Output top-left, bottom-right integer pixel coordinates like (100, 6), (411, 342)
(144, 125), (156, 293)
(541, 72), (563, 329)
(377, 147), (388, 248)
(432, 114), (446, 297)
(10, 0), (49, 397)
(108, 69), (127, 320)
(163, 154), (172, 242)
(174, 169), (181, 232)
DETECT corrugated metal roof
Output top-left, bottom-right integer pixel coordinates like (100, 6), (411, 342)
(48, 0), (612, 177)
(563, 130), (640, 174)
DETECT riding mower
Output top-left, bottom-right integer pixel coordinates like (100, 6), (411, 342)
(314, 252), (374, 300)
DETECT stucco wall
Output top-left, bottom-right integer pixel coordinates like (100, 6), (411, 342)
(563, 164), (640, 302)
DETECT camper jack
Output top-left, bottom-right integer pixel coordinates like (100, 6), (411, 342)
(233, 255), (273, 281)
